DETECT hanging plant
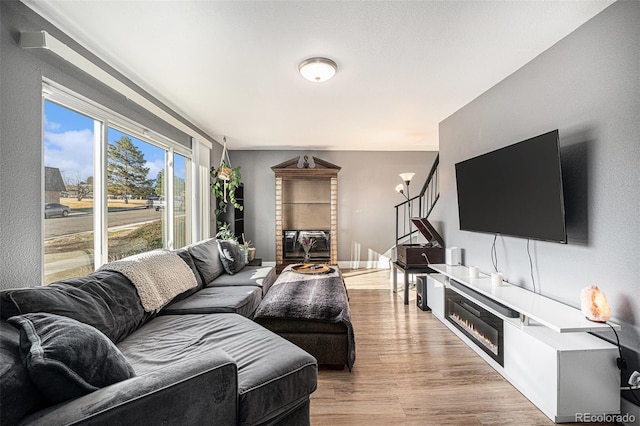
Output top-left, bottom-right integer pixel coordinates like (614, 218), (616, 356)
(211, 160), (243, 216)
(216, 160), (233, 181)
(211, 138), (243, 217)
(216, 137), (233, 181)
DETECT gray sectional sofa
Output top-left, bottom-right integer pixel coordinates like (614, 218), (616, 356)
(0, 238), (317, 425)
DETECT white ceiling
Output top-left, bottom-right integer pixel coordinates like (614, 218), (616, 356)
(24, 1), (613, 151)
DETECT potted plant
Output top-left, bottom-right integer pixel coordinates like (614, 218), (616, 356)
(247, 246), (256, 263)
(299, 236), (316, 264)
(215, 222), (237, 242)
(240, 234), (256, 263)
(215, 136), (233, 181)
(211, 161), (243, 217)
(211, 136), (243, 217)
(216, 162), (233, 181)
(216, 223), (252, 263)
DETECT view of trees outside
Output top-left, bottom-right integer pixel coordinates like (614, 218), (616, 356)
(155, 169), (166, 196)
(106, 128), (166, 261)
(107, 136), (154, 202)
(43, 100), (190, 284)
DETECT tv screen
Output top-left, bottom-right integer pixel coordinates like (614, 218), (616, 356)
(455, 130), (566, 243)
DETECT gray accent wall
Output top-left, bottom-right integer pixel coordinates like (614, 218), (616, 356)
(430, 0), (639, 353)
(0, 1), (217, 289)
(230, 150), (438, 267)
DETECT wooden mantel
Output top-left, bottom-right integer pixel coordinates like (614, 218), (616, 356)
(271, 155), (342, 178)
(272, 156), (340, 270)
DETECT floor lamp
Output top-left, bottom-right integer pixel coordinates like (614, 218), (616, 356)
(396, 172), (415, 244)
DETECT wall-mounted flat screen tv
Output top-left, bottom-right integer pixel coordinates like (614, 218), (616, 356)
(455, 129), (566, 243)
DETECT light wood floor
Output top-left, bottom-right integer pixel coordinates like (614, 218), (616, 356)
(309, 269), (612, 425)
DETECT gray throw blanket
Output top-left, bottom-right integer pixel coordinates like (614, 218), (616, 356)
(254, 266), (356, 371)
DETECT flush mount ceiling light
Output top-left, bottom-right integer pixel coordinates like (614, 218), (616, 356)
(298, 57), (337, 83)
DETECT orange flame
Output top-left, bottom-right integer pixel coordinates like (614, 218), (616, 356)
(449, 312), (498, 355)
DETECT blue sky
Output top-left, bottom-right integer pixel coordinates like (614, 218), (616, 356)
(44, 100), (186, 182)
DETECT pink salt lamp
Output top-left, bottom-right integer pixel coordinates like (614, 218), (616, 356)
(580, 285), (611, 322)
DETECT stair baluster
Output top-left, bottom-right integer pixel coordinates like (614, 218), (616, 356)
(394, 154), (439, 248)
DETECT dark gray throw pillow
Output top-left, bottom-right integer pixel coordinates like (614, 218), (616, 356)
(187, 238), (225, 284)
(170, 248), (204, 304)
(0, 321), (44, 425)
(218, 240), (246, 275)
(0, 269), (154, 344)
(7, 313), (135, 404)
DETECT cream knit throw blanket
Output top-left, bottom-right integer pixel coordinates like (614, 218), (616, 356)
(99, 250), (197, 312)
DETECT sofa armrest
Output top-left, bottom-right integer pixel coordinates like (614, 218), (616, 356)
(21, 350), (238, 426)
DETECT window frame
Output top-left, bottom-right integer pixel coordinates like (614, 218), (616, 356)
(42, 79), (199, 274)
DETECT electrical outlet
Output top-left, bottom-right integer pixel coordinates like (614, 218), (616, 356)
(629, 370), (640, 387)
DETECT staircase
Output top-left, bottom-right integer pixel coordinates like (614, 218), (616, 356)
(395, 154), (439, 247)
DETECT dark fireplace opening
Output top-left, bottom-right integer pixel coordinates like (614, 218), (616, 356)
(445, 287), (504, 366)
(283, 230), (330, 261)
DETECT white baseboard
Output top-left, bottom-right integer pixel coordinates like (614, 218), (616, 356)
(337, 261), (391, 270)
(260, 260), (392, 270)
(337, 257), (392, 270)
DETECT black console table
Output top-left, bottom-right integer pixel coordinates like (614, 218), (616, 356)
(391, 261), (434, 305)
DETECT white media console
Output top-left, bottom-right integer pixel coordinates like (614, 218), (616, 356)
(427, 264), (620, 423)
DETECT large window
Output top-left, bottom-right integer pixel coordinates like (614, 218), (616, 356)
(43, 101), (95, 284)
(43, 83), (195, 284)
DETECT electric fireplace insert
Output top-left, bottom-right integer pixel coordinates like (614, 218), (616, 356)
(283, 230), (330, 262)
(445, 287), (505, 366)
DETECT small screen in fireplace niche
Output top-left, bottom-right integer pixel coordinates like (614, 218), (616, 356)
(283, 230), (330, 260)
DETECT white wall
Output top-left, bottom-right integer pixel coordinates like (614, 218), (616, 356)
(430, 0), (639, 372)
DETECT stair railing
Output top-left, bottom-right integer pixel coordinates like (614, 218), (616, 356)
(395, 154), (439, 247)
(420, 153), (440, 219)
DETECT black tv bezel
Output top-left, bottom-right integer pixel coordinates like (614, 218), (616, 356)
(455, 129), (567, 244)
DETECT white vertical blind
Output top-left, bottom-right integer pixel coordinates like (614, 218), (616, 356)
(191, 137), (211, 241)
